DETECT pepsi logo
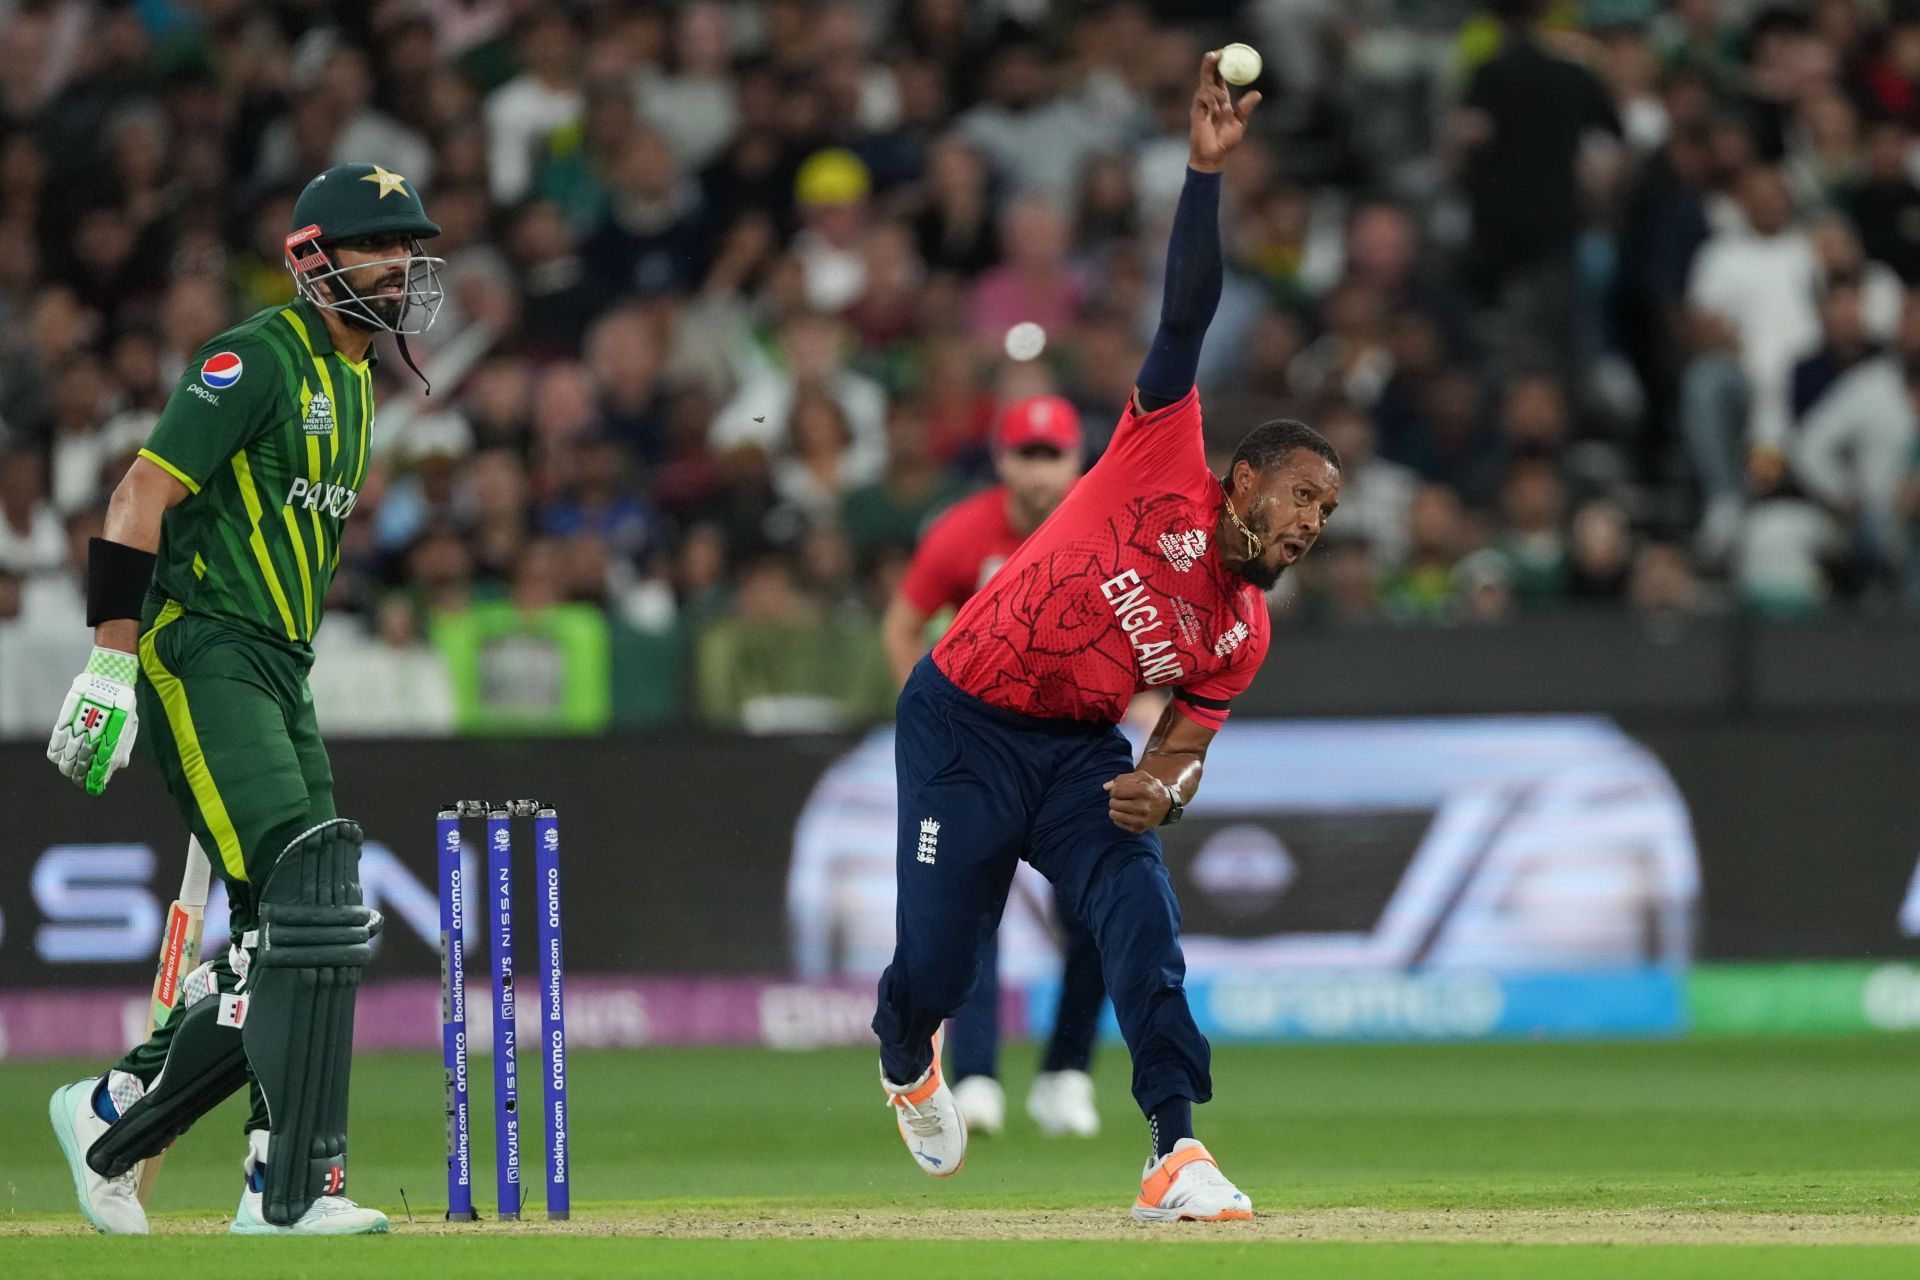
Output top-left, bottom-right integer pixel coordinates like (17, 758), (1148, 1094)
(201, 352), (243, 390)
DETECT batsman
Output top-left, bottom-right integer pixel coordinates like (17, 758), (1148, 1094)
(43, 163), (443, 1236)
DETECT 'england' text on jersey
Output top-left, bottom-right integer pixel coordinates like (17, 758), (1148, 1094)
(285, 477), (359, 519)
(933, 388), (1268, 728)
(1100, 569), (1184, 686)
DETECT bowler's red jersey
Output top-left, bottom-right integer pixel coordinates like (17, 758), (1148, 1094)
(933, 389), (1268, 730)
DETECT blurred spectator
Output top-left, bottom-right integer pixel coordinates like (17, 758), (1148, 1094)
(1455, 549), (1518, 624)
(1382, 484), (1472, 623)
(774, 384), (875, 523)
(0, 450), (62, 576)
(1567, 498), (1636, 605)
(1457, 0), (1622, 382)
(6, 0), (1920, 740)
(848, 221), (926, 359)
(1292, 279), (1392, 408)
(711, 311), (887, 477)
(539, 434), (664, 567)
(511, 199), (608, 359)
(792, 149), (873, 312)
(1343, 197), (1475, 359)
(45, 354), (112, 512)
(913, 133), (1000, 276)
(1318, 535), (1382, 626)
(310, 595), (457, 737)
(1809, 213), (1903, 340)
(1314, 401), (1415, 569)
(1629, 538), (1706, 617)
(958, 40), (1120, 202)
(582, 126), (708, 299)
(797, 521), (867, 620)
(486, 11), (584, 204)
(535, 79), (641, 237)
(1493, 454), (1570, 604)
(407, 523), (475, 616)
(1201, 307), (1301, 448)
(435, 537), (614, 735)
(695, 552), (890, 733)
(1596, 23), (1669, 154)
(18, 505), (95, 631)
(583, 306), (670, 461)
(1845, 118), (1920, 284)
(1682, 163), (1822, 553)
(672, 521), (732, 629)
(1786, 85), (1861, 205)
(1792, 353), (1920, 578)
(636, 1), (740, 171)
(462, 447), (532, 587)
(841, 402), (953, 558)
(1791, 270), (1880, 424)
(1614, 118), (1716, 446)
(1073, 151), (1140, 258)
(968, 196), (1085, 347)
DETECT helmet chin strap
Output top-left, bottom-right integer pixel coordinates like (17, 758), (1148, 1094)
(396, 334), (431, 395)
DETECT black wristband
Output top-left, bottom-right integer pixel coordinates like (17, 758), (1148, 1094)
(86, 537), (158, 626)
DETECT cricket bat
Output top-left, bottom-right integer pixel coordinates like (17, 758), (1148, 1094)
(134, 837), (212, 1205)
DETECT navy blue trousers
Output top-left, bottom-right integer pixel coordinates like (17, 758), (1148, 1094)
(874, 658), (1212, 1115)
(948, 895), (1107, 1082)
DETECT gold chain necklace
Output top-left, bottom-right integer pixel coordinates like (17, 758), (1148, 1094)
(1222, 495), (1262, 558)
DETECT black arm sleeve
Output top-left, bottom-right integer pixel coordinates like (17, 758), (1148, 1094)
(86, 537), (157, 626)
(1135, 167), (1224, 411)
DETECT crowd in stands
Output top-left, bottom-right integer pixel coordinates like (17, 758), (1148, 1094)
(3, 0), (1918, 734)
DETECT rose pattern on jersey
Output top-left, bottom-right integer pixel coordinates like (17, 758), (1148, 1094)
(937, 489), (1256, 722)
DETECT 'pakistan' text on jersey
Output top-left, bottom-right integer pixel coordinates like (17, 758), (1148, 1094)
(933, 387), (1270, 731)
(138, 299), (375, 650)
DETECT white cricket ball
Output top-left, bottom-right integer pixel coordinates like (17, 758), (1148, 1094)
(1218, 43), (1262, 87)
(1004, 321), (1047, 362)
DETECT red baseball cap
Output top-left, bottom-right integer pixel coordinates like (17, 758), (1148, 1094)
(995, 395), (1082, 453)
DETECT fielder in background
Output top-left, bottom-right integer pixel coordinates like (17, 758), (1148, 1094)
(43, 162), (444, 1237)
(873, 53), (1341, 1221)
(881, 395), (1109, 1141)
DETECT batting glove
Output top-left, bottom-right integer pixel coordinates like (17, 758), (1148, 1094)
(48, 647), (141, 794)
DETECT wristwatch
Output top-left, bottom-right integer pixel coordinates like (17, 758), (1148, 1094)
(1160, 779), (1185, 826)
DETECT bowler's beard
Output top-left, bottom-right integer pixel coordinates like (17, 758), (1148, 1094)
(1235, 554), (1283, 591)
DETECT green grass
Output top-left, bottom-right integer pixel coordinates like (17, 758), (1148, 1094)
(4, 1037), (1920, 1275)
(6, 1241), (1920, 1280)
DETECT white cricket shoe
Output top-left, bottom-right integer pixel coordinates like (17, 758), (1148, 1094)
(1027, 1069), (1100, 1137)
(1132, 1138), (1254, 1223)
(229, 1130), (388, 1235)
(881, 1027), (967, 1177)
(48, 1078), (148, 1235)
(952, 1075), (1006, 1137)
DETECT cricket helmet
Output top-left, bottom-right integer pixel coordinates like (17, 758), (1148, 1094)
(285, 162), (445, 335)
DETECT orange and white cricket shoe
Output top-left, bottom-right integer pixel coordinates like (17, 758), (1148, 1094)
(1132, 1138), (1254, 1222)
(881, 1028), (967, 1177)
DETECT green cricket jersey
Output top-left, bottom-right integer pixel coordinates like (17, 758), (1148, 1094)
(138, 298), (376, 650)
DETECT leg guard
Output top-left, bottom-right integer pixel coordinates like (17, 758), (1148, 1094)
(85, 992), (249, 1178)
(243, 819), (378, 1226)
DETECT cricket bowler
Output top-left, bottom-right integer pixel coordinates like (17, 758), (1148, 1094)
(880, 394), (1109, 1140)
(873, 55), (1341, 1220)
(44, 162), (442, 1235)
